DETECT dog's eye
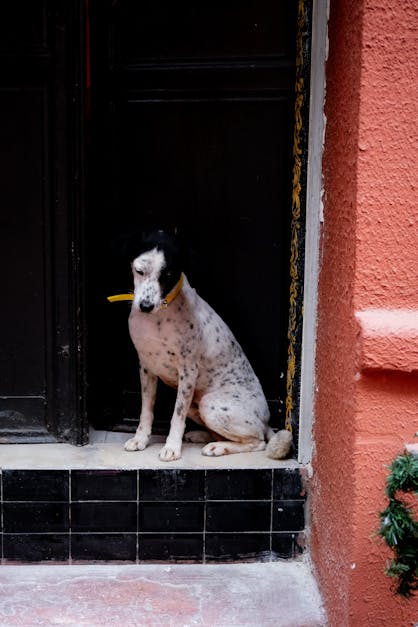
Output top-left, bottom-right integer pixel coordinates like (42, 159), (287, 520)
(136, 269), (144, 276)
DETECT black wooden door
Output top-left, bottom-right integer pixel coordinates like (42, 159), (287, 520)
(0, 1), (87, 443)
(87, 1), (297, 432)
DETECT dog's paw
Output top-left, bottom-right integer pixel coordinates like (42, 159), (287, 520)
(201, 442), (230, 456)
(184, 430), (212, 444)
(159, 444), (182, 461)
(124, 435), (148, 452)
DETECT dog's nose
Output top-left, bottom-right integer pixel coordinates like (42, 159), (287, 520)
(139, 302), (154, 313)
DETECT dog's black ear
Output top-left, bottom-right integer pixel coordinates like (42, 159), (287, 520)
(142, 229), (190, 274)
(110, 227), (191, 271)
(110, 231), (144, 263)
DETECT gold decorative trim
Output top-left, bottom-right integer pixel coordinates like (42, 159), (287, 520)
(285, 0), (305, 432)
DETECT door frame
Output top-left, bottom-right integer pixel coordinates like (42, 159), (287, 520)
(47, 0), (88, 444)
(72, 0), (327, 459)
(297, 0), (328, 464)
(73, 0), (327, 457)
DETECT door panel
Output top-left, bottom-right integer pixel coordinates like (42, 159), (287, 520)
(0, 90), (47, 397)
(88, 1), (296, 432)
(0, 1), (87, 443)
(113, 1), (295, 61)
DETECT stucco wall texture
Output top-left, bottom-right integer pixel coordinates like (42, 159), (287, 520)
(312, 1), (418, 626)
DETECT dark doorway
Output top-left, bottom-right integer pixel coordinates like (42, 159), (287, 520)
(87, 1), (297, 433)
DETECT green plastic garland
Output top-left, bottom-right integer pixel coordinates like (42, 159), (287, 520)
(378, 452), (418, 597)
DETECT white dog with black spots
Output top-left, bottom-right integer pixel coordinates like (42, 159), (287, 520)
(121, 232), (292, 462)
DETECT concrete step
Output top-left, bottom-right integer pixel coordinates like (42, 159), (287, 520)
(0, 560), (325, 626)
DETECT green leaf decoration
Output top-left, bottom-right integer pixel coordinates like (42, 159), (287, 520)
(378, 452), (418, 597)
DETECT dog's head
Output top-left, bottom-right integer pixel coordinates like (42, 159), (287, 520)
(128, 231), (185, 314)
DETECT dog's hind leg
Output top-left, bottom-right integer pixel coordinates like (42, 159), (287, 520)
(202, 439), (266, 456)
(198, 390), (267, 456)
(125, 365), (158, 451)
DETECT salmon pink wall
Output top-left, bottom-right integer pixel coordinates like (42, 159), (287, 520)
(311, 0), (418, 625)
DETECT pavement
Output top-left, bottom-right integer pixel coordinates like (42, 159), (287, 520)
(0, 560), (325, 626)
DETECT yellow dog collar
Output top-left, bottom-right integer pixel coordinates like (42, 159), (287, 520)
(161, 273), (184, 308)
(107, 293), (133, 303)
(107, 273), (184, 308)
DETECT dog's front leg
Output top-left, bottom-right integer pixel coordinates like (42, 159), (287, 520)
(125, 365), (158, 452)
(159, 364), (198, 461)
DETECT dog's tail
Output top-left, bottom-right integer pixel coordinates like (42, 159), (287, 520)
(266, 428), (293, 459)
